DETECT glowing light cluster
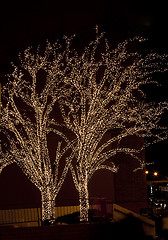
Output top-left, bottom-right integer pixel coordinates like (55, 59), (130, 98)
(1, 41), (76, 221)
(57, 33), (168, 221)
(0, 149), (14, 174)
(1, 30), (168, 222)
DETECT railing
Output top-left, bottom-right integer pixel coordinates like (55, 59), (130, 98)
(0, 207), (41, 227)
(0, 201), (156, 238)
(0, 205), (81, 227)
(0, 198), (113, 227)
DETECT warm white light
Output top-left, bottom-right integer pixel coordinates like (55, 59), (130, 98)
(1, 32), (168, 222)
(1, 41), (76, 221)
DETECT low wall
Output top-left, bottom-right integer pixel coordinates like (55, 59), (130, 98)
(113, 204), (155, 238)
(0, 205), (80, 227)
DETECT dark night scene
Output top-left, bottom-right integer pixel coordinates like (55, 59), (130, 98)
(1, 1), (168, 239)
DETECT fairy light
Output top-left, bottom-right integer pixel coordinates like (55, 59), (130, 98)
(1, 31), (168, 222)
(0, 150), (14, 174)
(95, 25), (99, 34)
(57, 34), (168, 221)
(1, 41), (76, 222)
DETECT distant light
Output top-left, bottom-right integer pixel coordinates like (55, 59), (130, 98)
(150, 186), (153, 194)
(145, 170), (149, 174)
(154, 172), (158, 176)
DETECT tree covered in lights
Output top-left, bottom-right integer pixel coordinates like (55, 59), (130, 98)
(1, 31), (168, 222)
(56, 33), (168, 221)
(1, 41), (77, 222)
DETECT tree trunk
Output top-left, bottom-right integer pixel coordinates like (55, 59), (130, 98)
(79, 180), (89, 222)
(41, 187), (55, 222)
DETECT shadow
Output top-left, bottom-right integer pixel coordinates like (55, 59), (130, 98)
(98, 215), (151, 240)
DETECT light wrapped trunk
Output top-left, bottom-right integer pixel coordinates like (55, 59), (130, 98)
(79, 180), (89, 222)
(41, 187), (55, 222)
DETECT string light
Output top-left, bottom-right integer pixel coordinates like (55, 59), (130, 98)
(1, 40), (76, 222)
(1, 31), (168, 222)
(57, 33), (168, 221)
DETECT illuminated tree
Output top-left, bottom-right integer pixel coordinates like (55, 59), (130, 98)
(58, 33), (168, 221)
(1, 41), (76, 222)
(1, 32), (168, 223)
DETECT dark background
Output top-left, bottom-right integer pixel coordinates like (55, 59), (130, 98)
(1, 0), (168, 80)
(1, 0), (168, 207)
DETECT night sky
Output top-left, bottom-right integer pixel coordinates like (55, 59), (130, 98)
(1, 0), (168, 186)
(0, 0), (168, 79)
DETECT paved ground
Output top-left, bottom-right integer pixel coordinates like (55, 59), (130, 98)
(0, 221), (155, 240)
